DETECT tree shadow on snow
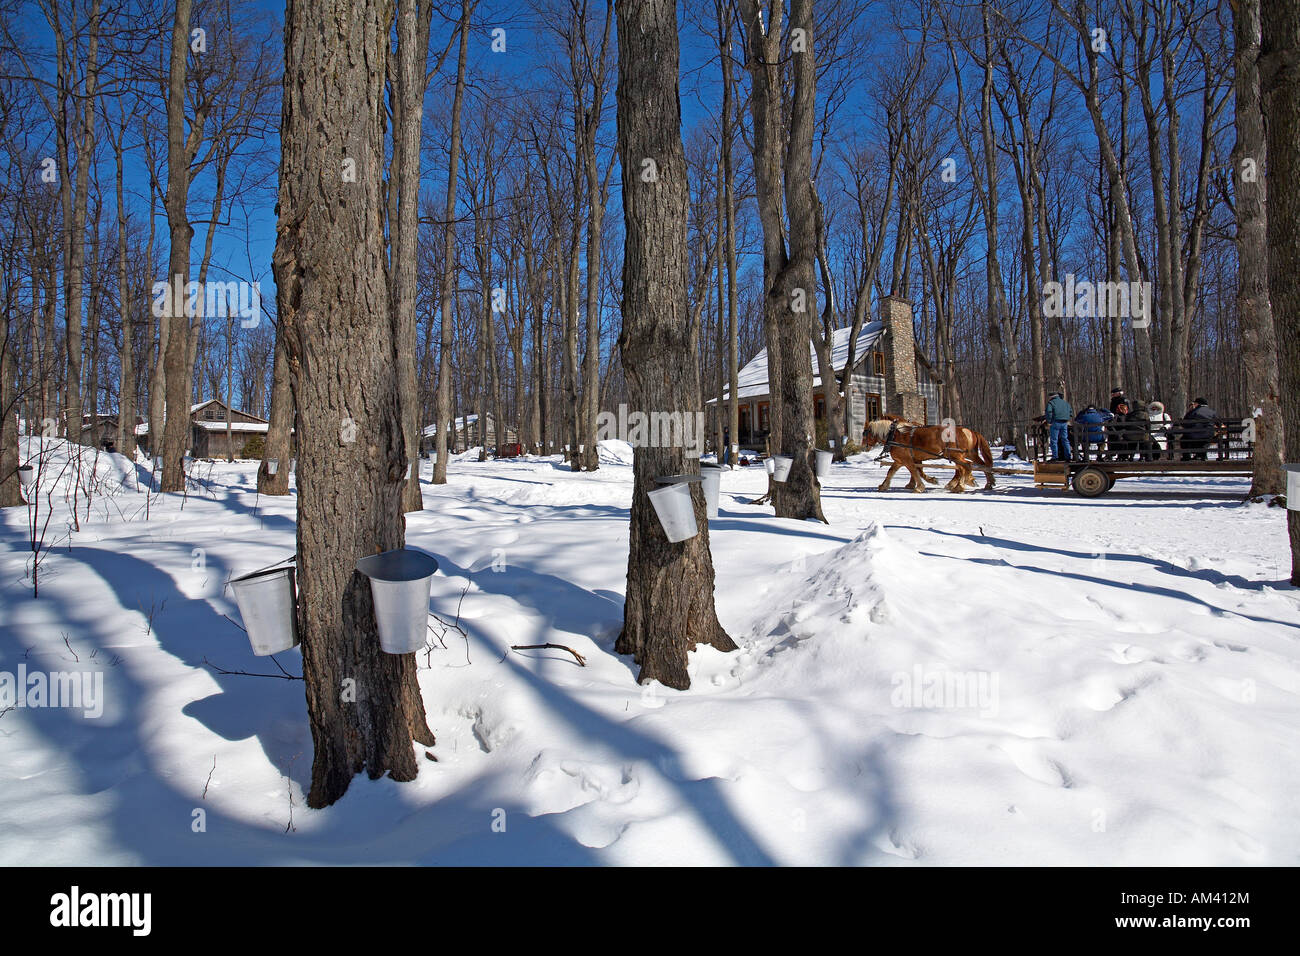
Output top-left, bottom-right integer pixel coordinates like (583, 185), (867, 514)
(419, 551), (816, 864)
(900, 526), (1300, 629)
(0, 545), (600, 865)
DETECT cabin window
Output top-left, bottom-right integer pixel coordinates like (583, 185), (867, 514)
(873, 351), (885, 376)
(739, 406), (751, 436)
(865, 393), (882, 422)
(758, 402), (770, 433)
(814, 395), (826, 420)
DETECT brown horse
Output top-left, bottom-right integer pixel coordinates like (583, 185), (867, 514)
(863, 418), (996, 492)
(865, 414), (993, 490)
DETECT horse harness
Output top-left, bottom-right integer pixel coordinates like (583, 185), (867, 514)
(874, 421), (967, 461)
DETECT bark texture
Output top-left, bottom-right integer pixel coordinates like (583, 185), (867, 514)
(160, 0), (196, 491)
(390, 0), (432, 511)
(1, 317), (18, 508)
(1261, 0), (1300, 581)
(275, 0), (434, 808)
(737, 0), (826, 522)
(431, 0), (471, 485)
(1234, 0), (1284, 496)
(614, 0), (735, 690)
(258, 324), (292, 495)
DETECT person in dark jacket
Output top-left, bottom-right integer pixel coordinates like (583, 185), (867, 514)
(1108, 401), (1154, 461)
(1126, 404), (1158, 461)
(1044, 392), (1073, 461)
(1180, 398), (1218, 461)
(1074, 405), (1113, 461)
(1107, 402), (1133, 461)
(1109, 387), (1128, 415)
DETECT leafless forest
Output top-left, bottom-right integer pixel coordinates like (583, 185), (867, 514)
(1, 0), (1291, 484)
(1, 0), (1298, 803)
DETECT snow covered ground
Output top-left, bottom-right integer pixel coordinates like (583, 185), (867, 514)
(1, 437), (1297, 865)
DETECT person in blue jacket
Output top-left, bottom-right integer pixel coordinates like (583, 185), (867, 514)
(1044, 392), (1074, 461)
(1074, 404), (1113, 461)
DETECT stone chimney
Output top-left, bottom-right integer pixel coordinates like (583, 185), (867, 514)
(882, 296), (926, 422)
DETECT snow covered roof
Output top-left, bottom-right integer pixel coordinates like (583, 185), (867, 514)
(711, 322), (884, 403)
(136, 421), (269, 434)
(194, 421), (269, 433)
(422, 414), (483, 437)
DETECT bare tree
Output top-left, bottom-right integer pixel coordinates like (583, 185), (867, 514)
(737, 0), (827, 521)
(431, 0), (473, 484)
(158, 0), (196, 491)
(614, 0), (735, 689)
(274, 0), (436, 808)
(1232, 0), (1283, 496)
(1261, 0), (1300, 580)
(389, 0), (435, 510)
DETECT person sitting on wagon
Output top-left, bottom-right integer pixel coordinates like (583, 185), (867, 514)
(1146, 401), (1172, 459)
(1126, 403), (1159, 461)
(1108, 401), (1146, 461)
(1044, 392), (1074, 462)
(1180, 398), (1218, 461)
(1074, 404), (1112, 462)
(1109, 387), (1128, 415)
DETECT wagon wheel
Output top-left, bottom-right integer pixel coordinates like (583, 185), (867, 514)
(1072, 466), (1110, 498)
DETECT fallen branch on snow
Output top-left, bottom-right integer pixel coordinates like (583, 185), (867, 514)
(505, 643), (587, 667)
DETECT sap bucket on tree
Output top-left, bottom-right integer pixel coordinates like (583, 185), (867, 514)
(356, 549), (440, 654)
(1287, 465), (1300, 510)
(764, 457), (775, 476)
(17, 464), (34, 489)
(814, 449), (833, 479)
(699, 464), (721, 518)
(228, 560), (300, 656)
(772, 455), (794, 483)
(266, 458), (279, 476)
(648, 475), (702, 543)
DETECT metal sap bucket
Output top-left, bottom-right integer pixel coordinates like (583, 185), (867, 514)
(229, 565), (300, 656)
(649, 475), (702, 543)
(700, 465), (721, 518)
(764, 457), (776, 475)
(356, 549), (440, 654)
(772, 455), (794, 482)
(266, 458), (279, 475)
(17, 464), (34, 488)
(814, 449), (833, 479)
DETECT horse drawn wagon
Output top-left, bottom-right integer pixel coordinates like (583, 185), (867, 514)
(1030, 417), (1255, 497)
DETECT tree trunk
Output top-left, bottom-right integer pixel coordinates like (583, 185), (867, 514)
(160, 0), (196, 491)
(1, 313), (18, 508)
(738, 0), (826, 522)
(976, 5), (1023, 445)
(113, 123), (136, 460)
(275, 0), (435, 809)
(432, 0), (471, 485)
(258, 321), (292, 494)
(1261, 0), (1300, 581)
(579, 3), (613, 472)
(1235, 0), (1283, 496)
(52, 0), (99, 445)
(562, 173), (581, 469)
(144, 135), (166, 462)
(614, 0), (735, 690)
(85, 200), (103, 427)
(391, 0), (433, 511)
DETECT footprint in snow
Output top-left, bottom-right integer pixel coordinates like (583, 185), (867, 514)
(874, 829), (919, 860)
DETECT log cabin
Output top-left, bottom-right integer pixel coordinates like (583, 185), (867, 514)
(136, 399), (275, 460)
(710, 296), (942, 448)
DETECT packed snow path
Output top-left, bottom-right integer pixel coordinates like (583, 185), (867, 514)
(1, 439), (1296, 864)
